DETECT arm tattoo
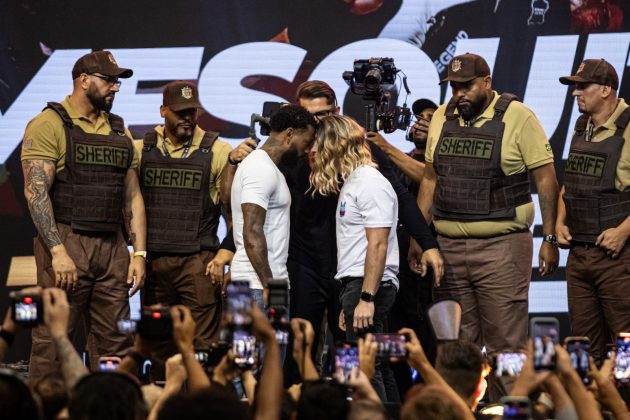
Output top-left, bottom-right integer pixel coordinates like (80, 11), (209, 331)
(242, 203), (273, 286)
(23, 159), (62, 249)
(53, 335), (89, 389)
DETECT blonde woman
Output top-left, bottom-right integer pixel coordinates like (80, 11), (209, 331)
(310, 115), (399, 400)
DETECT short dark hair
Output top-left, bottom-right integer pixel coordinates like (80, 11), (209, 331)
(0, 369), (41, 420)
(401, 384), (461, 420)
(69, 372), (147, 420)
(296, 381), (349, 420)
(157, 386), (248, 420)
(296, 80), (337, 105)
(269, 104), (316, 133)
(436, 341), (483, 400)
(33, 372), (68, 420)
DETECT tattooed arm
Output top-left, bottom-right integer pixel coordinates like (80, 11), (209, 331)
(22, 159), (77, 289)
(124, 168), (146, 296)
(242, 203), (273, 290)
(43, 288), (88, 389)
(531, 162), (560, 276)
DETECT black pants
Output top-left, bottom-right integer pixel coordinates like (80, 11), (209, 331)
(388, 268), (436, 400)
(341, 276), (398, 402)
(284, 258), (344, 385)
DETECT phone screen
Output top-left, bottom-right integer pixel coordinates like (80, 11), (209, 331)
(335, 343), (359, 382)
(226, 281), (253, 327)
(502, 399), (531, 419)
(232, 330), (257, 369)
(532, 320), (559, 370)
(98, 357), (121, 371)
(566, 340), (590, 385)
(14, 299), (39, 323)
(494, 353), (526, 377)
(373, 334), (407, 360)
(615, 334), (630, 385)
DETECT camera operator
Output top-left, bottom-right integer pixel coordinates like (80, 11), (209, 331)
(365, 98), (438, 186)
(310, 114), (399, 401)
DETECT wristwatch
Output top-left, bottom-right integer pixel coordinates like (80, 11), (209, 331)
(542, 234), (558, 246)
(360, 291), (375, 303)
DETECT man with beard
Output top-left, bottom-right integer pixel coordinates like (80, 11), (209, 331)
(230, 105), (316, 308)
(557, 59), (630, 363)
(418, 53), (559, 399)
(20, 51), (146, 381)
(136, 81), (232, 360)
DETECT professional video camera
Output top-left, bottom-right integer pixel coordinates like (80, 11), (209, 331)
(342, 57), (412, 133)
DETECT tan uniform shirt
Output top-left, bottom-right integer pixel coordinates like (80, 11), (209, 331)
(21, 96), (139, 169)
(577, 98), (630, 192)
(133, 125), (232, 205)
(426, 91), (554, 238)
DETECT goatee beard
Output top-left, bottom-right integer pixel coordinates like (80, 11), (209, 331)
(87, 91), (113, 113)
(457, 100), (484, 122)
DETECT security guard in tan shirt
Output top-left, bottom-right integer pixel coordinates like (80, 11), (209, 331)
(20, 51), (146, 381)
(136, 81), (232, 357)
(419, 53), (559, 399)
(558, 59), (630, 363)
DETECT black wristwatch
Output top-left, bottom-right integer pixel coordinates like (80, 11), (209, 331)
(360, 291), (375, 303)
(543, 234), (558, 246)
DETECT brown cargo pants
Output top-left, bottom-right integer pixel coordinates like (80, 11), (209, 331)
(30, 223), (134, 382)
(567, 243), (630, 364)
(143, 250), (221, 359)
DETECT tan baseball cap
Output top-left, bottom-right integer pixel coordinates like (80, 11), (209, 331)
(440, 53), (491, 85)
(559, 58), (619, 90)
(162, 81), (203, 112)
(72, 51), (133, 79)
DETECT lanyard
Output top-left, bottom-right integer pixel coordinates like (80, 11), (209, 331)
(162, 137), (193, 158)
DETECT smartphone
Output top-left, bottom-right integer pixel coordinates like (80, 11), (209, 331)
(564, 336), (590, 385)
(373, 333), (407, 361)
(137, 307), (172, 340)
(493, 352), (526, 377)
(117, 319), (138, 334)
(614, 332), (630, 385)
(226, 281), (253, 327)
(530, 317), (559, 371)
(98, 356), (121, 371)
(10, 291), (44, 326)
(232, 329), (257, 369)
(335, 343), (359, 382)
(500, 396), (531, 419)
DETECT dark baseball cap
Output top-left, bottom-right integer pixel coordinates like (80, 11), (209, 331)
(163, 81), (203, 112)
(440, 53), (491, 85)
(412, 99), (438, 115)
(559, 58), (619, 90)
(72, 51), (133, 79)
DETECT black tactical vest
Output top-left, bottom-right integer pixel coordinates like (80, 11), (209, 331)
(563, 107), (630, 243)
(432, 93), (532, 220)
(140, 130), (220, 253)
(47, 102), (133, 232)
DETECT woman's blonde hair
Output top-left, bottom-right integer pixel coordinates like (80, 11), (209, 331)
(309, 115), (375, 196)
